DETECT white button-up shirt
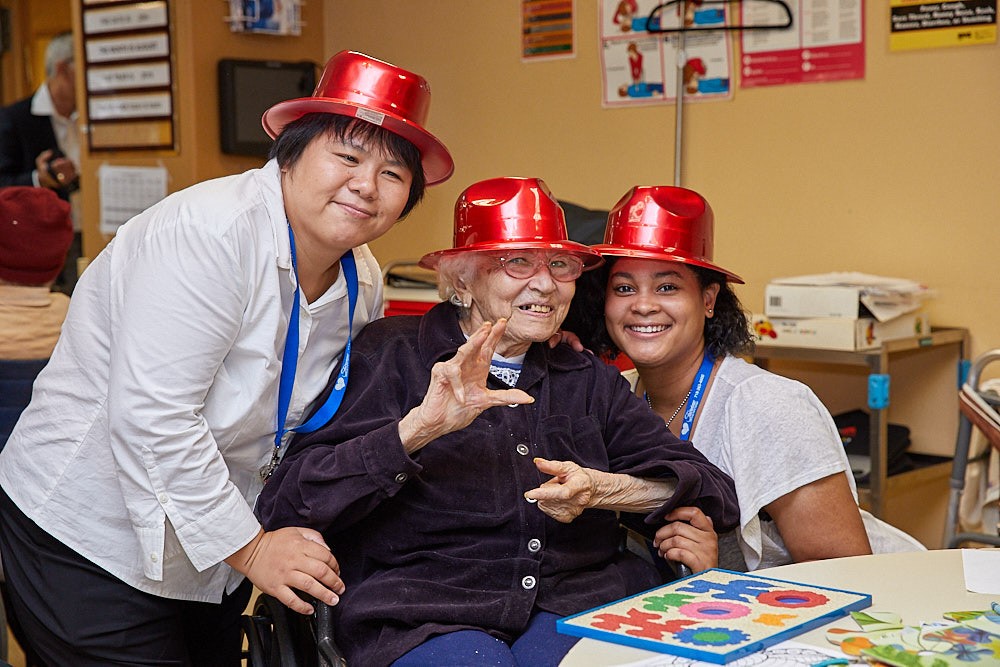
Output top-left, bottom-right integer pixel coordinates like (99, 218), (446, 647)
(0, 159), (383, 602)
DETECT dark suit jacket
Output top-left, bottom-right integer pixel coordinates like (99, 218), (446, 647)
(0, 94), (66, 198)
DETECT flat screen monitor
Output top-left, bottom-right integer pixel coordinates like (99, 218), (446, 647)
(218, 58), (317, 158)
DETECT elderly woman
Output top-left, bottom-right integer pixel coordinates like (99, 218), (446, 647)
(0, 51), (452, 665)
(257, 177), (739, 667)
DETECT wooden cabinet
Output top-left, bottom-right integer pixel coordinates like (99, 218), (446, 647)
(752, 328), (969, 548)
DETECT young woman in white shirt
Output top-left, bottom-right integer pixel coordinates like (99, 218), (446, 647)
(566, 185), (921, 575)
(0, 50), (454, 666)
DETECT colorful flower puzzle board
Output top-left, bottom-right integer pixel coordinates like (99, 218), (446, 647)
(557, 568), (872, 664)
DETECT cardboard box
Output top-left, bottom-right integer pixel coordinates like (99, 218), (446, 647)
(764, 283), (922, 321)
(751, 311), (930, 351)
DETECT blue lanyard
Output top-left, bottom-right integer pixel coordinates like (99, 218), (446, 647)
(676, 350), (715, 441)
(262, 225), (358, 482)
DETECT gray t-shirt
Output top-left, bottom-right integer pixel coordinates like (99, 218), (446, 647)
(628, 355), (923, 570)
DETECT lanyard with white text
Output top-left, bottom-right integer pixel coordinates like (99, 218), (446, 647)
(676, 350), (715, 441)
(260, 225), (358, 483)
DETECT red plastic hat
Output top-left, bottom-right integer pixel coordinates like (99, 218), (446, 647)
(262, 50), (454, 185)
(419, 177), (603, 270)
(591, 185), (743, 283)
(0, 186), (73, 285)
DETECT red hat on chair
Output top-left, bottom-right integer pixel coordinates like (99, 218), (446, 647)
(0, 187), (73, 285)
(591, 185), (743, 283)
(419, 177), (603, 270)
(262, 50), (454, 185)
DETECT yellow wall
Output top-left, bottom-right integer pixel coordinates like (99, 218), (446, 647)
(0, 0), (73, 102)
(324, 1), (1000, 363)
(74, 1), (327, 260)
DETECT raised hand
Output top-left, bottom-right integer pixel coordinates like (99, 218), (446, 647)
(397, 319), (534, 451)
(653, 506), (718, 573)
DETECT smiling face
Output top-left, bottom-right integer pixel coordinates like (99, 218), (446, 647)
(458, 251), (577, 357)
(604, 257), (719, 369)
(280, 131), (413, 264)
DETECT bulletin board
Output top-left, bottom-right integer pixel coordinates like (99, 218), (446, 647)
(80, 0), (175, 151)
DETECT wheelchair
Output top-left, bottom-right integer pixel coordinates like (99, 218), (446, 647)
(239, 529), (707, 666)
(241, 594), (345, 667)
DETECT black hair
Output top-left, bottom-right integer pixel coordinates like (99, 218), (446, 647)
(564, 257), (755, 360)
(269, 113), (426, 219)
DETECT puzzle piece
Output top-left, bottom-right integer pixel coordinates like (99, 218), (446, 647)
(678, 576), (777, 602)
(590, 608), (697, 640)
(753, 612), (797, 627)
(640, 592), (698, 612)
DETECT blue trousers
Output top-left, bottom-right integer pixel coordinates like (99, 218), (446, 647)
(390, 611), (580, 667)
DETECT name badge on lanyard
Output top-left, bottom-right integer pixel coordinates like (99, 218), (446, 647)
(677, 351), (715, 441)
(260, 224), (359, 483)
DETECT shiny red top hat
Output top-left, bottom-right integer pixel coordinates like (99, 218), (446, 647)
(419, 177), (603, 270)
(591, 185), (743, 283)
(262, 50), (454, 185)
(0, 186), (73, 285)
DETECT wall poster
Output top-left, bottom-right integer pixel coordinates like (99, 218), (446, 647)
(600, 0), (733, 107)
(890, 0), (997, 51)
(522, 0), (575, 61)
(740, 0), (865, 88)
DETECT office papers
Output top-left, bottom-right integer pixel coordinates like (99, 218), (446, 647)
(962, 548), (1000, 594)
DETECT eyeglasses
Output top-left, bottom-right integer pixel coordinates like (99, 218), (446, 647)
(496, 252), (584, 283)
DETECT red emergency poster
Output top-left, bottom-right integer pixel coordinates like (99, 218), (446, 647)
(740, 0), (865, 88)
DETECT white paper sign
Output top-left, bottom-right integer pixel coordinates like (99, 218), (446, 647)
(98, 164), (168, 235)
(963, 548), (1000, 594)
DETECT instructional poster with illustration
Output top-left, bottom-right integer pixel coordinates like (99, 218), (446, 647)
(600, 0), (733, 107)
(740, 0), (865, 88)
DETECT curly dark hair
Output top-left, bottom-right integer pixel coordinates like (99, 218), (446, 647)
(564, 257), (754, 360)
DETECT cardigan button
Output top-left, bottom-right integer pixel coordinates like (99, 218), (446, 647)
(521, 575), (536, 590)
(516, 443), (530, 456)
(394, 473), (408, 483)
(527, 538), (541, 553)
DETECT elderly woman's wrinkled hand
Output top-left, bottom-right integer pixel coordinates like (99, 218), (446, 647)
(524, 457), (597, 523)
(397, 319), (534, 452)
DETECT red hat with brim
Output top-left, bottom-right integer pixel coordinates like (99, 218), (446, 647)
(262, 51), (454, 186)
(419, 177), (603, 270)
(591, 185), (743, 283)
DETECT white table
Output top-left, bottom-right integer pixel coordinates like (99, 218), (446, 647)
(560, 549), (998, 666)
